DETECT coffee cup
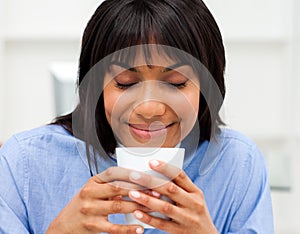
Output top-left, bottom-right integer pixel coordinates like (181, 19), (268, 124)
(116, 147), (185, 228)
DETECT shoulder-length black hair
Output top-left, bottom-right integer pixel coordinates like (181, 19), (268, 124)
(54, 0), (226, 156)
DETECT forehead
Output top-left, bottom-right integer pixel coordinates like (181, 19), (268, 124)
(102, 44), (202, 85)
(110, 44), (190, 68)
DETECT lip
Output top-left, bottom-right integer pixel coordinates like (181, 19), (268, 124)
(128, 123), (174, 139)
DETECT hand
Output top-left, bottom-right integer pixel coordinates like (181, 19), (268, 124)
(46, 167), (147, 234)
(127, 160), (219, 234)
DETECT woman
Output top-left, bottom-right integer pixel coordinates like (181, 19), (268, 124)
(0, 0), (274, 233)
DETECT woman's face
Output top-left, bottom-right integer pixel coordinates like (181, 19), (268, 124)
(103, 60), (200, 148)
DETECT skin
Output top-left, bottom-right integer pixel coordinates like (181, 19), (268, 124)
(46, 167), (150, 234)
(47, 64), (218, 233)
(104, 64), (200, 147)
(128, 160), (218, 234)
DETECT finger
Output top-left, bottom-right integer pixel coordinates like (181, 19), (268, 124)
(144, 190), (161, 198)
(94, 166), (132, 184)
(132, 210), (180, 233)
(149, 159), (182, 181)
(94, 166), (149, 188)
(121, 195), (153, 212)
(88, 167), (134, 198)
(128, 172), (198, 208)
(79, 199), (150, 216)
(128, 191), (184, 224)
(79, 180), (131, 200)
(93, 220), (144, 234)
(109, 195), (123, 201)
(149, 160), (199, 193)
(129, 170), (170, 190)
(110, 181), (146, 191)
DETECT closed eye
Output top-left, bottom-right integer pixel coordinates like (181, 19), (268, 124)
(115, 81), (138, 89)
(169, 82), (187, 89)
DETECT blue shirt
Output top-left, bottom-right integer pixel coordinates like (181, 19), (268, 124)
(0, 125), (274, 233)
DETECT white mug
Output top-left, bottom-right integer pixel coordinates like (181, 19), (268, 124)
(116, 147), (185, 229)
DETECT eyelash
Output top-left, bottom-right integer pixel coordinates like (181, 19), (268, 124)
(170, 82), (187, 89)
(115, 81), (187, 90)
(115, 82), (137, 89)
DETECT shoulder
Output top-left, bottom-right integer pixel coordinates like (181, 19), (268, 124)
(185, 128), (265, 177)
(216, 130), (273, 232)
(13, 124), (73, 143)
(4, 124), (74, 147)
(219, 127), (257, 148)
(215, 128), (269, 187)
(0, 124), (79, 163)
(202, 127), (268, 179)
(217, 128), (263, 161)
(0, 124), (89, 188)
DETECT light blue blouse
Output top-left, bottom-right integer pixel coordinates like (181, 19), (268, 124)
(0, 125), (274, 233)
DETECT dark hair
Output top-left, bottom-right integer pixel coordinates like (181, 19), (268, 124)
(54, 0), (226, 156)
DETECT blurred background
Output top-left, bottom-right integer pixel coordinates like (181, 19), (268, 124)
(0, 0), (299, 233)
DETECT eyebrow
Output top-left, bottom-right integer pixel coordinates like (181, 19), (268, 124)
(161, 62), (187, 72)
(110, 61), (188, 73)
(110, 61), (138, 72)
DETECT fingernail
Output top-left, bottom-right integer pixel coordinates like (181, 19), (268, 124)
(150, 159), (160, 167)
(131, 171), (141, 180)
(152, 191), (160, 197)
(136, 227), (144, 233)
(134, 210), (144, 219)
(130, 191), (141, 198)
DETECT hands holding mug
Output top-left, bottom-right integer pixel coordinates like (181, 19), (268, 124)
(47, 151), (217, 234)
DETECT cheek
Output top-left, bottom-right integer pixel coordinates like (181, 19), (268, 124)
(182, 87), (200, 116)
(176, 88), (199, 135)
(103, 88), (119, 125)
(178, 96), (199, 122)
(191, 93), (200, 114)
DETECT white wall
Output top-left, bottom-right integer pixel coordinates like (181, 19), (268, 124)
(0, 0), (104, 140)
(0, 0), (299, 233)
(205, 1), (300, 233)
(206, 0), (291, 41)
(3, 0), (102, 40)
(0, 0), (5, 141)
(2, 40), (80, 139)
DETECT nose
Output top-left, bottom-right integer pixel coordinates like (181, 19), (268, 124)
(133, 100), (166, 119)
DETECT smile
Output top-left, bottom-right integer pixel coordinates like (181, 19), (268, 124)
(128, 123), (174, 139)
